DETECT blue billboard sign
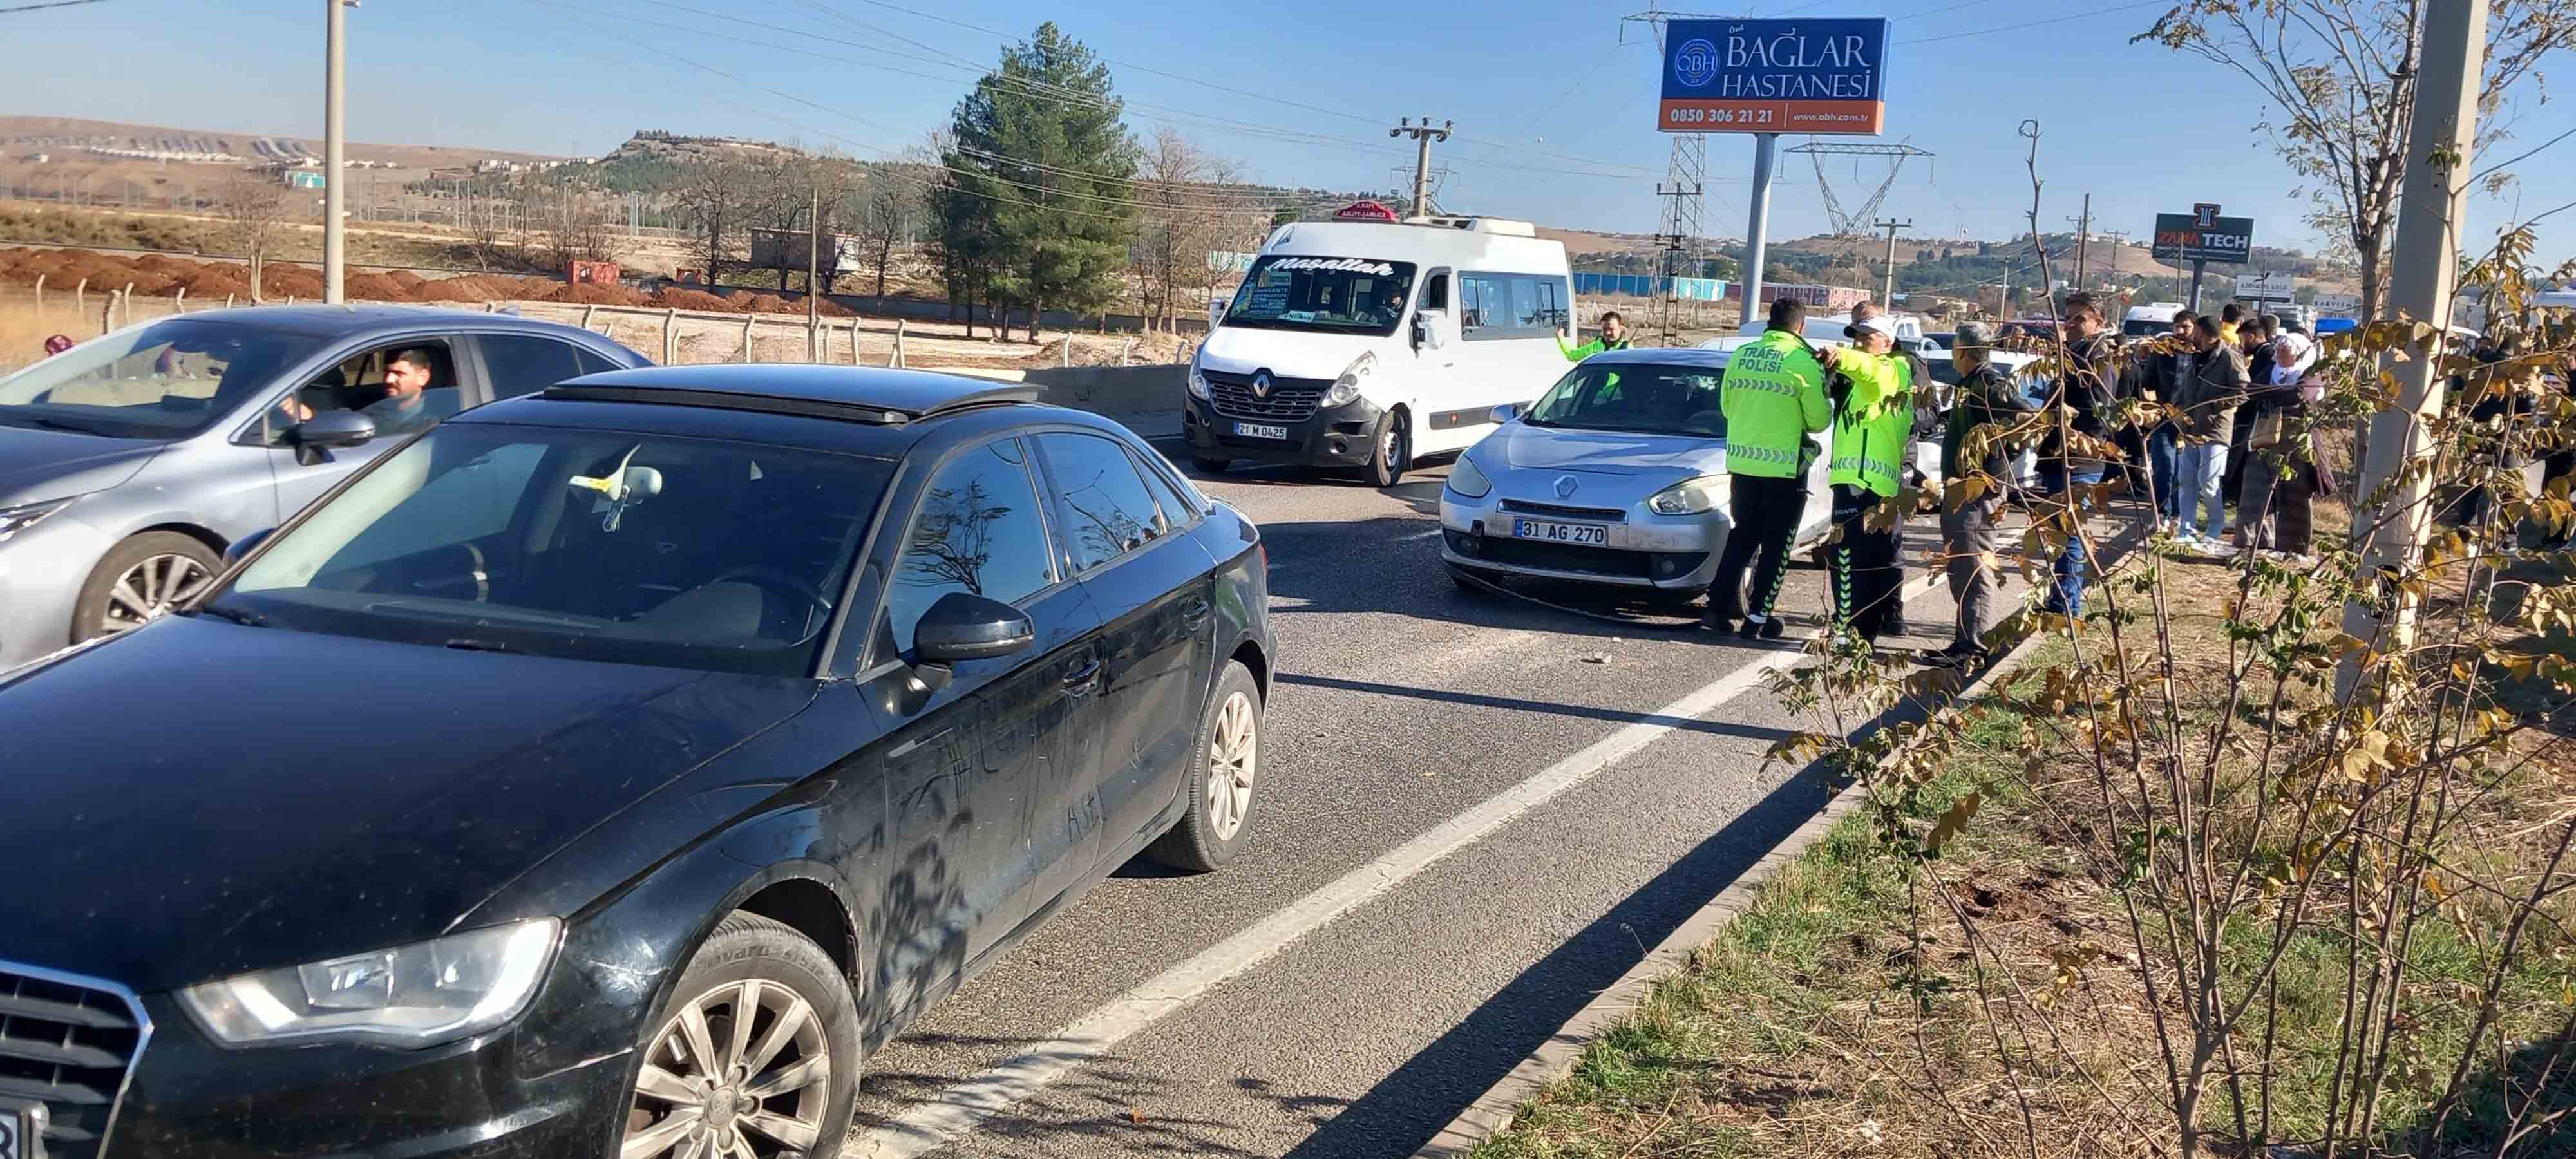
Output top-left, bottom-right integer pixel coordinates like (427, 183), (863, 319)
(1658, 17), (1890, 135)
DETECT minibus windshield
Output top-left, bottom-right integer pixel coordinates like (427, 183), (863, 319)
(1223, 257), (1418, 337)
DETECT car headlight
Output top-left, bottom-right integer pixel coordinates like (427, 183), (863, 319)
(1447, 453), (1493, 498)
(0, 496), (73, 545)
(1187, 359), (1211, 400)
(180, 918), (560, 1049)
(1322, 351), (1376, 408)
(1646, 475), (1727, 516)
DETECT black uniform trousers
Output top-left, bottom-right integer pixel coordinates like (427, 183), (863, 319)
(1709, 473), (1806, 622)
(1829, 483), (1905, 640)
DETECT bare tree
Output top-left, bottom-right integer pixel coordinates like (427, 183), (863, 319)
(214, 170), (289, 303)
(1131, 129), (1264, 334)
(2135, 0), (2576, 323)
(849, 151), (931, 299)
(670, 157), (759, 287)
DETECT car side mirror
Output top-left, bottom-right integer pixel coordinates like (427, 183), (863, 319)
(285, 410), (375, 465)
(223, 527), (275, 566)
(1414, 309), (1448, 350)
(1488, 402), (1519, 424)
(913, 592), (1036, 671)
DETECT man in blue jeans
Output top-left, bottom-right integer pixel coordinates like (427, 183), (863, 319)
(2038, 292), (2119, 616)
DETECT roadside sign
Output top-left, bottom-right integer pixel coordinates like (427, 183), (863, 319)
(2152, 211), (2255, 265)
(2239, 271), (2295, 302)
(1333, 200), (1400, 221)
(1658, 18), (1890, 135)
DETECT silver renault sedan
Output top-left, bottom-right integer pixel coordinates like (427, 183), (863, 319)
(1438, 347), (1839, 597)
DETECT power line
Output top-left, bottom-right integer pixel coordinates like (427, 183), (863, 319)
(1897, 0), (2172, 46)
(2472, 124), (2576, 185)
(515, 8), (1256, 224)
(0, 0), (106, 12)
(804, 0), (1665, 178)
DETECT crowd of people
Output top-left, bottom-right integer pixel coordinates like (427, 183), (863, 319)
(1700, 291), (2575, 670)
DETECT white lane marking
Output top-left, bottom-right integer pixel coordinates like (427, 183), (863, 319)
(859, 523), (2049, 1156)
(857, 651), (1803, 1157)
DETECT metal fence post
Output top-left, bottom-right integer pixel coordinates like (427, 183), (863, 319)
(808, 317), (820, 363)
(849, 321), (861, 365)
(1061, 336), (1072, 368)
(175, 287), (187, 312)
(227, 294), (237, 309)
(121, 284), (133, 327)
(100, 294), (114, 335)
(32, 274), (41, 314)
(1122, 337), (1133, 366)
(741, 316), (755, 363)
(893, 319), (905, 368)
(582, 304), (598, 331)
(75, 278), (86, 316)
(663, 308), (677, 364)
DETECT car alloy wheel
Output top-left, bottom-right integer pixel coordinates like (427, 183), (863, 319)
(625, 978), (832, 1159)
(1206, 689), (1257, 841)
(102, 552), (213, 635)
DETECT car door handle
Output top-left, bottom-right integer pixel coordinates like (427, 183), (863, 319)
(1062, 658), (1103, 695)
(1182, 598), (1212, 625)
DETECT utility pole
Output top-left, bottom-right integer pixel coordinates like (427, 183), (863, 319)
(806, 178), (821, 361)
(323, 0), (352, 305)
(1874, 217), (1911, 307)
(1388, 117), (1452, 218)
(2104, 228), (2126, 282)
(2337, 0), (2485, 699)
(2066, 193), (2090, 287)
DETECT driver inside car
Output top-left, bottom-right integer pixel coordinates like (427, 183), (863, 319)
(278, 347), (446, 437)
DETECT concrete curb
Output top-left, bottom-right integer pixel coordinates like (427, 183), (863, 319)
(1412, 518), (2150, 1158)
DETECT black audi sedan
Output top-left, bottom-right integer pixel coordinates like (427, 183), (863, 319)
(0, 365), (1274, 1159)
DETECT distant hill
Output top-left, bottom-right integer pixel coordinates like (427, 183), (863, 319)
(0, 115), (560, 171)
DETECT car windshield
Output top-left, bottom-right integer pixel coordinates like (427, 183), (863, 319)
(0, 319), (325, 439)
(204, 423), (891, 676)
(2121, 318), (2170, 337)
(1524, 363), (1725, 438)
(1222, 256), (1417, 336)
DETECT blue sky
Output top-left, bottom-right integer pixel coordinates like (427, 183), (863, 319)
(6, 0), (2569, 266)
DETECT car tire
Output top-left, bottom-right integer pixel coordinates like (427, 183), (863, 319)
(1365, 410), (1411, 489)
(72, 531), (222, 645)
(1148, 660), (1264, 872)
(1191, 455), (1231, 475)
(622, 912), (860, 1159)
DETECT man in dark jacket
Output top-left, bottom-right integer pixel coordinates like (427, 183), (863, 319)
(1929, 321), (2038, 667)
(2035, 292), (2118, 616)
(2226, 314), (2280, 512)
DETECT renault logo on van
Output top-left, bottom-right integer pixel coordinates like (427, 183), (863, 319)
(1251, 372), (1273, 399)
(1554, 475), (1579, 498)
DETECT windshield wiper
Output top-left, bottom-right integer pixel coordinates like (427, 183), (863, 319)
(193, 605), (267, 628)
(444, 637), (524, 654)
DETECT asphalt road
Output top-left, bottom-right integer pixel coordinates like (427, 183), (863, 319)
(847, 453), (2031, 1158)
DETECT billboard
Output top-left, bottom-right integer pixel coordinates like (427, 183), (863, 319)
(2238, 271), (2295, 302)
(2151, 205), (2254, 265)
(1660, 18), (1889, 135)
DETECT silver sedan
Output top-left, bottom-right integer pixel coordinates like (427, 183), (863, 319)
(1438, 348), (1839, 596)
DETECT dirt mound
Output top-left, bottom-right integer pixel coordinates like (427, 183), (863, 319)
(739, 293), (800, 316)
(176, 270), (254, 301)
(260, 265), (327, 300)
(385, 269), (428, 290)
(412, 278), (491, 303)
(542, 281), (651, 306)
(133, 254), (200, 275)
(343, 272), (412, 301)
(651, 288), (738, 312)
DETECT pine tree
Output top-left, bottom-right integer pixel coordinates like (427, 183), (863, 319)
(936, 23), (1139, 341)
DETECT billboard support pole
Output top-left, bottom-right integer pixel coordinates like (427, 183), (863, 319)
(1741, 132), (1778, 329)
(2188, 258), (2206, 313)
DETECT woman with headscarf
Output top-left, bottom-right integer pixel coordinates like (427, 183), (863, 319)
(2232, 330), (2334, 563)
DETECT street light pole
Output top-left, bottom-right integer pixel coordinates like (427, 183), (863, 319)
(323, 0), (352, 304)
(2336, 0), (2486, 698)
